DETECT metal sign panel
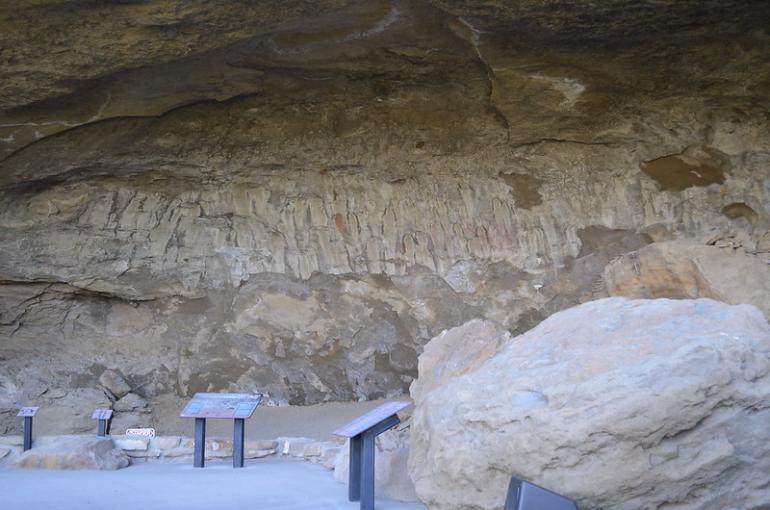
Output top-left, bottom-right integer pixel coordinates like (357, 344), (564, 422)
(333, 401), (411, 438)
(17, 407), (39, 417)
(91, 409), (113, 420)
(505, 478), (578, 510)
(180, 393), (263, 419)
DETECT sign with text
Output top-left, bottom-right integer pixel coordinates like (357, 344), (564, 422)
(17, 407), (39, 417)
(91, 409), (113, 420)
(180, 393), (263, 419)
(333, 401), (411, 438)
(126, 428), (156, 437)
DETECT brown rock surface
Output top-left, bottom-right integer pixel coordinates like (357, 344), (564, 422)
(605, 240), (770, 319)
(1, 0), (770, 434)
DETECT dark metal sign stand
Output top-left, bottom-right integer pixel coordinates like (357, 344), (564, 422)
(233, 417), (245, 468)
(180, 392), (263, 469)
(333, 401), (411, 510)
(17, 407), (39, 451)
(92, 409), (113, 436)
(504, 477), (578, 510)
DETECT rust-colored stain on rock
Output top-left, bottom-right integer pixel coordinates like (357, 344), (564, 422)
(498, 172), (543, 209)
(722, 202), (758, 223)
(334, 212), (347, 234)
(641, 146), (728, 192)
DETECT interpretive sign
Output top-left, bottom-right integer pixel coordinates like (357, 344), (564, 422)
(126, 428), (156, 437)
(504, 477), (578, 510)
(91, 409), (113, 420)
(180, 393), (262, 419)
(92, 408), (113, 437)
(180, 392), (263, 469)
(333, 401), (411, 438)
(18, 406), (39, 451)
(17, 407), (39, 417)
(334, 401), (411, 510)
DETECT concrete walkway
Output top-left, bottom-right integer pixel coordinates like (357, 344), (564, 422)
(0, 458), (426, 510)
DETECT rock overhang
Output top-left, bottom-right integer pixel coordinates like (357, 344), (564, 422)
(1, 0), (769, 432)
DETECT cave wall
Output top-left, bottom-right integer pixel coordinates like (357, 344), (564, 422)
(1, 0), (769, 433)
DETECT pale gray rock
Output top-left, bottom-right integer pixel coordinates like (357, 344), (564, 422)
(14, 435), (130, 470)
(113, 393), (149, 413)
(279, 437), (323, 458)
(124, 448), (162, 459)
(0, 435), (23, 446)
(151, 436), (181, 451)
(112, 436), (149, 451)
(98, 370), (132, 400)
(409, 298), (770, 510)
(410, 319), (511, 401)
(244, 447), (276, 460)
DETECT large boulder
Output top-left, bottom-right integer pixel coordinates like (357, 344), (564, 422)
(408, 298), (770, 510)
(14, 435), (130, 470)
(411, 319), (513, 401)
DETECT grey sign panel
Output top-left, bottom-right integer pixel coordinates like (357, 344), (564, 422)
(505, 477), (578, 510)
(17, 407), (39, 417)
(180, 392), (263, 419)
(91, 409), (113, 420)
(333, 401), (411, 438)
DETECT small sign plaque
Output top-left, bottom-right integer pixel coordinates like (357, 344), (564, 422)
(91, 409), (114, 420)
(180, 393), (262, 419)
(333, 401), (411, 438)
(17, 407), (39, 417)
(126, 428), (156, 437)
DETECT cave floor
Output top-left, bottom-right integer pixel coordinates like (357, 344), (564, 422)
(0, 457), (425, 510)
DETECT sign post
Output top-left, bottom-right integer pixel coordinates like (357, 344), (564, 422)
(333, 401), (411, 510)
(17, 407), (39, 451)
(180, 393), (262, 468)
(91, 409), (114, 436)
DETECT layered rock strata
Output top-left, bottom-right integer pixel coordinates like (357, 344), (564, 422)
(1, 0), (769, 433)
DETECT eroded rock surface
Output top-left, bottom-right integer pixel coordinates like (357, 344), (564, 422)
(1, 0), (770, 433)
(409, 298), (770, 510)
(605, 239), (770, 319)
(14, 435), (129, 470)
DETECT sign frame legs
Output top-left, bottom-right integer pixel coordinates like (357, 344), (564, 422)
(97, 418), (111, 437)
(233, 418), (245, 468)
(23, 416), (33, 451)
(349, 434), (363, 501)
(346, 414), (401, 510)
(194, 418), (206, 468)
(360, 431), (377, 510)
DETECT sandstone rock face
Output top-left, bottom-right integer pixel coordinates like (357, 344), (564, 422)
(98, 369), (132, 400)
(1, 0), (770, 433)
(410, 319), (511, 400)
(15, 435), (130, 470)
(409, 298), (770, 510)
(605, 240), (770, 319)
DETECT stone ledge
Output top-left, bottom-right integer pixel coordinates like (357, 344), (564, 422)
(0, 433), (346, 470)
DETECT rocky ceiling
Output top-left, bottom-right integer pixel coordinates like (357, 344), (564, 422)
(1, 0), (769, 432)
(2, 0), (769, 162)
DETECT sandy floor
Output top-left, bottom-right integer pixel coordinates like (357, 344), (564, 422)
(147, 398), (413, 440)
(0, 457), (426, 510)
